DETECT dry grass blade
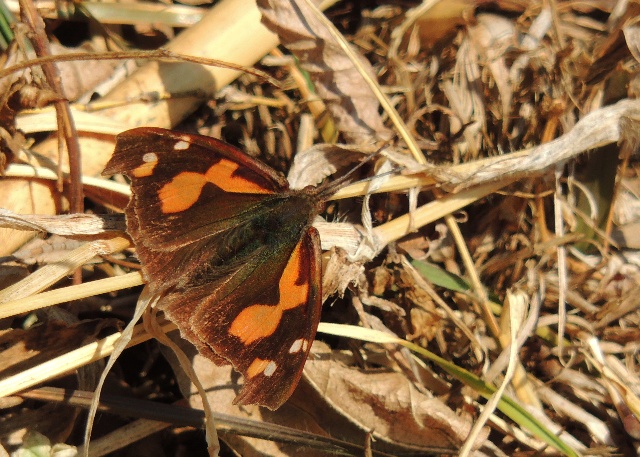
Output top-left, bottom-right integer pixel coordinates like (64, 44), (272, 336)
(0, 320), (172, 398)
(0, 237), (130, 303)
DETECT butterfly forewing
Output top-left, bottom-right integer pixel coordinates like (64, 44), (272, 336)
(104, 128), (287, 249)
(103, 127), (325, 409)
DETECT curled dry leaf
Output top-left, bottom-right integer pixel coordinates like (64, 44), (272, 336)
(302, 342), (486, 453)
(173, 334), (483, 455)
(287, 143), (372, 189)
(59, 49), (116, 101)
(585, 3), (640, 85)
(257, 0), (392, 144)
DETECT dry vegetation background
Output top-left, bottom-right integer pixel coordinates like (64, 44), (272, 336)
(1, 0), (640, 456)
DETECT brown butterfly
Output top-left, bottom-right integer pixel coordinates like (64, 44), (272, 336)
(103, 127), (345, 409)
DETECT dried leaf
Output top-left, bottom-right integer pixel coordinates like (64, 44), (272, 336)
(287, 143), (370, 189)
(257, 0), (391, 144)
(302, 342), (484, 452)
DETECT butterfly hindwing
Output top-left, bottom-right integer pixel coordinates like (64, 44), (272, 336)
(161, 227), (322, 408)
(103, 127), (325, 409)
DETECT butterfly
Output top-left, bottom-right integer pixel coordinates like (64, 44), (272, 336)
(103, 127), (343, 410)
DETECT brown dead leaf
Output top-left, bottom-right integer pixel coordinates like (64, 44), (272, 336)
(414, 0), (475, 49)
(257, 0), (392, 144)
(168, 331), (483, 455)
(287, 143), (371, 190)
(396, 232), (431, 260)
(302, 342), (485, 453)
(56, 38), (120, 101)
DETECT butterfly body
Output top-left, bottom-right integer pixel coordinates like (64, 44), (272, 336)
(103, 127), (329, 409)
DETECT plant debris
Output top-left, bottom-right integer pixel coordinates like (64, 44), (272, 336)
(1, 1), (640, 456)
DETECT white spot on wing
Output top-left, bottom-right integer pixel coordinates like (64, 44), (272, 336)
(264, 361), (277, 377)
(289, 339), (305, 353)
(174, 140), (189, 151)
(142, 152), (158, 163)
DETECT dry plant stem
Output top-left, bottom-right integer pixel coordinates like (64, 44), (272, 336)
(534, 183), (552, 243)
(0, 272), (142, 319)
(0, 320), (175, 398)
(0, 49), (278, 85)
(604, 127), (634, 253)
(460, 291), (526, 457)
(98, 0), (280, 128)
(0, 209), (126, 235)
(270, 47), (335, 143)
(442, 207), (500, 338)
(76, 419), (170, 457)
(5, 165), (131, 195)
(554, 166), (568, 363)
(16, 107), (129, 135)
(145, 307), (220, 457)
(372, 180), (515, 250)
(0, 237), (130, 304)
(541, 102), (569, 364)
(19, 0), (83, 214)
(536, 382), (612, 446)
(332, 173), (436, 200)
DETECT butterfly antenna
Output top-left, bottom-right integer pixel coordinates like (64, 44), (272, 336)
(318, 144), (389, 198)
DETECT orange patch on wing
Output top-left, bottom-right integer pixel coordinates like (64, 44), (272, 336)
(133, 161), (156, 178)
(132, 153), (159, 178)
(246, 358), (272, 379)
(230, 242), (308, 345)
(158, 171), (206, 213)
(159, 159), (274, 213)
(205, 159), (273, 194)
